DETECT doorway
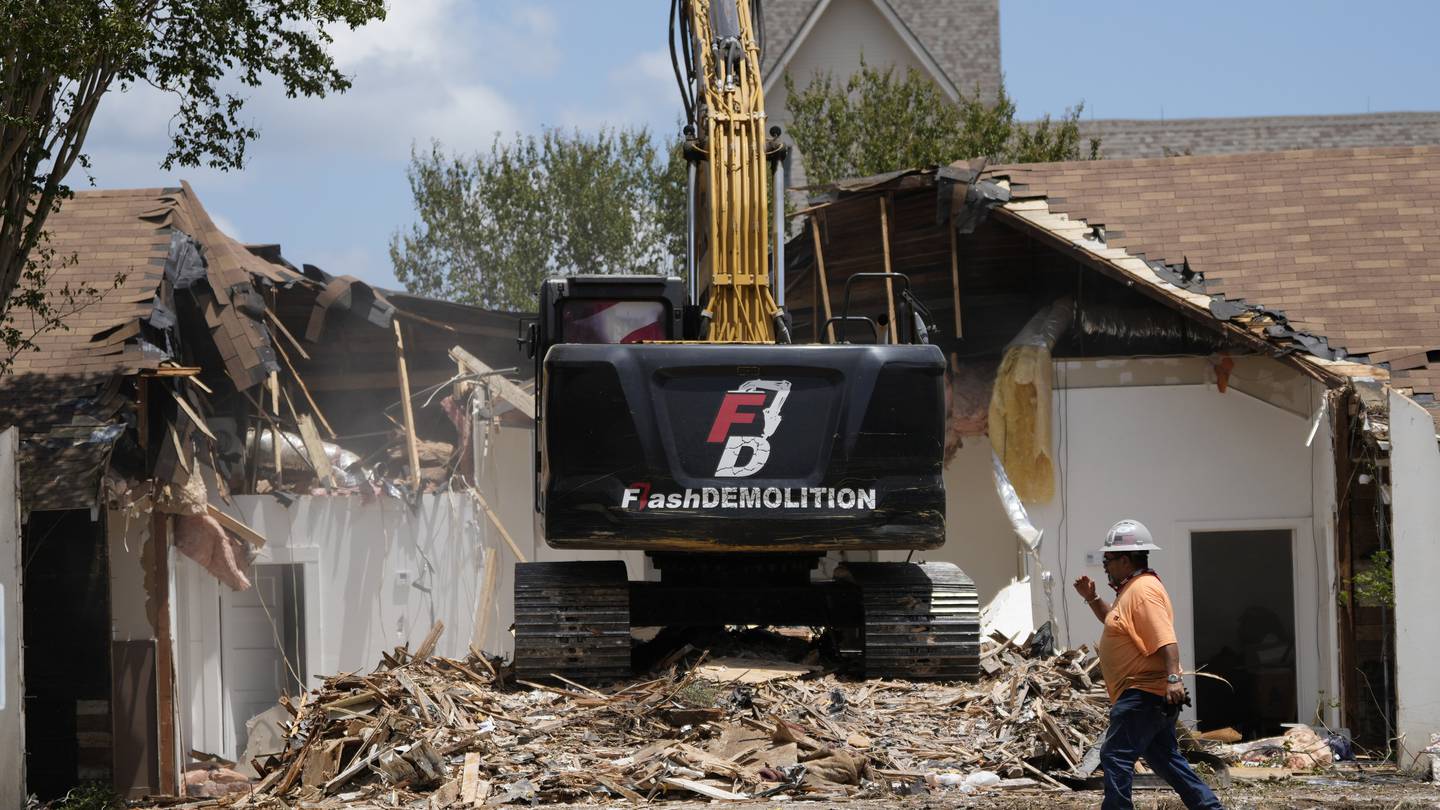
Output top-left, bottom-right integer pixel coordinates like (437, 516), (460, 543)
(220, 563), (305, 757)
(1190, 529), (1297, 737)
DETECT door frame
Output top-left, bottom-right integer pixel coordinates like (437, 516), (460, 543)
(1172, 517), (1336, 730)
(217, 544), (320, 761)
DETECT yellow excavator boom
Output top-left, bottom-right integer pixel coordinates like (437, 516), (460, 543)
(683, 0), (784, 343)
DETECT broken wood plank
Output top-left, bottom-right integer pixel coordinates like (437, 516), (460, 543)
(459, 752), (482, 803)
(206, 504), (266, 548)
(949, 214), (963, 338)
(470, 546), (499, 653)
(296, 414), (333, 485)
(810, 216), (835, 343)
(449, 345), (534, 420)
(272, 337), (335, 438)
(167, 386), (217, 441)
(470, 489), (528, 562)
(413, 620), (445, 661)
(661, 776), (749, 801)
(265, 306), (312, 360)
(880, 195), (897, 343)
(394, 320), (423, 490)
(268, 371), (283, 486)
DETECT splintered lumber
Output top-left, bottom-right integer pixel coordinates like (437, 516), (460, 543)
(249, 631), (1109, 805)
(206, 504), (266, 548)
(268, 371), (283, 486)
(167, 385), (217, 442)
(265, 306), (311, 360)
(413, 620), (445, 662)
(296, 413), (333, 485)
(880, 195), (897, 343)
(273, 336), (335, 437)
(449, 345), (534, 420)
(950, 214), (963, 337)
(393, 320), (423, 490)
(810, 216), (835, 343)
(470, 488), (528, 562)
(470, 546), (500, 652)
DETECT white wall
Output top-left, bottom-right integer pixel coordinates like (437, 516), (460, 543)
(1387, 389), (1440, 770)
(0, 428), (24, 805)
(1023, 357), (1339, 728)
(175, 423), (645, 760)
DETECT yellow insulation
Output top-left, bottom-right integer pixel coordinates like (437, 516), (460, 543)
(987, 297), (1072, 503)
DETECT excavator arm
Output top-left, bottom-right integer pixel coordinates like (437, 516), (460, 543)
(674, 0), (788, 343)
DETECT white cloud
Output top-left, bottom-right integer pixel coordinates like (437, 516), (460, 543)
(83, 0), (545, 180)
(560, 49), (685, 136)
(209, 212), (243, 242)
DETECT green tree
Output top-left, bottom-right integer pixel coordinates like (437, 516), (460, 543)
(0, 0), (386, 371)
(784, 60), (1099, 186)
(391, 128), (687, 311)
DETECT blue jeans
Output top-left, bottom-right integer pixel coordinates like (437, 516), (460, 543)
(1100, 689), (1224, 810)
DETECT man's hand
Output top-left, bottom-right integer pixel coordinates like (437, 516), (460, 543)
(1166, 680), (1188, 705)
(1073, 575), (1098, 602)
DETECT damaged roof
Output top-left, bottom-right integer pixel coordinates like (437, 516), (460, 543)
(988, 146), (1440, 418)
(1, 183), (525, 513)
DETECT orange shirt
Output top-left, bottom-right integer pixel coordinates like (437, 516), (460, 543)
(1098, 573), (1178, 703)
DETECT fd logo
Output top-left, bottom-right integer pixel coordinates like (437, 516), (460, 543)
(707, 379), (790, 477)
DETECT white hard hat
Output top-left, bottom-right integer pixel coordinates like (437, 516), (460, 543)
(1098, 519), (1161, 554)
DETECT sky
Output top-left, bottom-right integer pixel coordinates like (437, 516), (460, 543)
(81, 0), (1440, 292)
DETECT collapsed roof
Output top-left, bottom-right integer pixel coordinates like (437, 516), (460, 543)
(0, 183), (525, 514)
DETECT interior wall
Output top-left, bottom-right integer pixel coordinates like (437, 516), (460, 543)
(1027, 356), (1339, 728)
(1386, 389), (1440, 770)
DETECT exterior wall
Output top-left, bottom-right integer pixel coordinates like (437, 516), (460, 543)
(175, 423), (644, 761)
(768, 0), (933, 190)
(1023, 356), (1339, 728)
(1387, 389), (1440, 770)
(1, 428), (24, 804)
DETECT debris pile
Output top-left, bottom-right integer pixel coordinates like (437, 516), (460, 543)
(239, 630), (1111, 805)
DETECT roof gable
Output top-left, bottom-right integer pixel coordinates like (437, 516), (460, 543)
(762, 0), (999, 100)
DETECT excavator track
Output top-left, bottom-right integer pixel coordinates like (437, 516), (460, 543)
(513, 561), (632, 683)
(842, 561), (981, 681)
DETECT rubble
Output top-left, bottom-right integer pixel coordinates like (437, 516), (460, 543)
(235, 628), (1112, 805)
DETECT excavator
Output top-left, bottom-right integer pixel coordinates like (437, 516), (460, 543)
(512, 0), (980, 682)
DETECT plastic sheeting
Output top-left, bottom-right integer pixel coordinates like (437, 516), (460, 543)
(245, 428), (362, 488)
(988, 297), (1073, 504)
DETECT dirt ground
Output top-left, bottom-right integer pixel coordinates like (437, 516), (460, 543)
(560, 780), (1440, 810)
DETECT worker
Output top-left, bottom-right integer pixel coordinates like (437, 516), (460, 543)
(1073, 520), (1224, 810)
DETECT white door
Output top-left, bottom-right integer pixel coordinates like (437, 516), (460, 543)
(220, 564), (302, 758)
(0, 427), (25, 803)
